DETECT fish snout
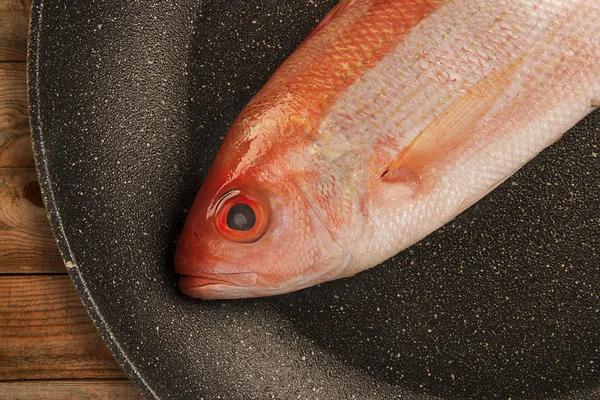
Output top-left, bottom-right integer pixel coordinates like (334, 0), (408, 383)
(175, 220), (262, 299)
(174, 228), (220, 276)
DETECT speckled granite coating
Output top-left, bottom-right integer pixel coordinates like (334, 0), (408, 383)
(28, 1), (600, 399)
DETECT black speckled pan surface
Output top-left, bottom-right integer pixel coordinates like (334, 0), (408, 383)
(28, 1), (600, 399)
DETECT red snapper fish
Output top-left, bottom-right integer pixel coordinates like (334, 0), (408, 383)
(175, 0), (600, 299)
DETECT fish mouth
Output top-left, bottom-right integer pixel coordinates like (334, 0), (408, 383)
(178, 272), (258, 299)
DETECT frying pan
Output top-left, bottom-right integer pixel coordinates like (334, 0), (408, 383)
(28, 0), (600, 398)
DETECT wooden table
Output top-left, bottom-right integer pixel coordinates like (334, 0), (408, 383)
(0, 1), (142, 398)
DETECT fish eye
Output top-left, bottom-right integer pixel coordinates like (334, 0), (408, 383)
(226, 203), (256, 231)
(213, 190), (269, 243)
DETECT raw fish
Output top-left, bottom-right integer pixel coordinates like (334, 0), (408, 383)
(175, 0), (600, 299)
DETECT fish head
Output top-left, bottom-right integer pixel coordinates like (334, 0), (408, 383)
(175, 171), (350, 300)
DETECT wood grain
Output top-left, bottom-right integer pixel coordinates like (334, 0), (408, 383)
(0, 167), (64, 273)
(0, 0), (31, 62)
(0, 380), (143, 400)
(0, 63), (32, 168)
(0, 275), (128, 380)
(0, 2), (141, 399)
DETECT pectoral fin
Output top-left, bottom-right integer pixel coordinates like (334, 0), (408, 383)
(382, 57), (525, 192)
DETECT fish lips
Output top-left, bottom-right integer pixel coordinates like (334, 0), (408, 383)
(176, 258), (259, 299)
(175, 244), (259, 298)
(178, 273), (259, 299)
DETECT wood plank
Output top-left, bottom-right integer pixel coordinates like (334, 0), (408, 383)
(0, 4), (143, 400)
(0, 0), (31, 62)
(0, 380), (143, 400)
(0, 62), (32, 168)
(0, 275), (128, 380)
(0, 167), (64, 273)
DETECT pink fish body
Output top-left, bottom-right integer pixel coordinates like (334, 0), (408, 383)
(175, 0), (600, 299)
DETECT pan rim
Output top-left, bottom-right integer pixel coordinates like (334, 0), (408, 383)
(27, 1), (158, 398)
(24, 1), (600, 398)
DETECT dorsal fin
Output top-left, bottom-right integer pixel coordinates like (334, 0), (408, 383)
(308, 0), (359, 38)
(382, 56), (526, 192)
